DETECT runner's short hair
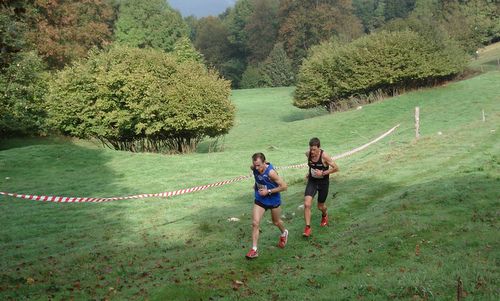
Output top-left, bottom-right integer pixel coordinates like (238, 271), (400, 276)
(252, 152), (266, 162)
(309, 137), (321, 147)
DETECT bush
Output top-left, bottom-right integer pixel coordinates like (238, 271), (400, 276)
(219, 58), (246, 88)
(294, 31), (468, 110)
(240, 65), (268, 89)
(0, 51), (47, 137)
(46, 46), (234, 153)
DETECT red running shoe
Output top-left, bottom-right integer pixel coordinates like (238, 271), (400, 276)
(278, 229), (288, 248)
(303, 226), (311, 237)
(245, 248), (258, 259)
(320, 214), (328, 227)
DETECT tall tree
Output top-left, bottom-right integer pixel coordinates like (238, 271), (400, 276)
(384, 0), (416, 20)
(0, 51), (47, 137)
(244, 0), (280, 63)
(218, 0), (256, 86)
(223, 0), (254, 57)
(353, 0), (416, 33)
(193, 16), (246, 86)
(115, 0), (189, 52)
(394, 0), (500, 53)
(184, 15), (199, 41)
(1, 1), (47, 137)
(260, 42), (294, 87)
(0, 1), (28, 70)
(194, 16), (232, 70)
(25, 0), (114, 69)
(353, 0), (378, 33)
(172, 36), (203, 63)
(441, 0), (500, 49)
(278, 0), (363, 69)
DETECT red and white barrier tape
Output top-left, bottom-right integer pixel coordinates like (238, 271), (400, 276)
(276, 124), (400, 170)
(0, 124), (399, 203)
(0, 175), (252, 203)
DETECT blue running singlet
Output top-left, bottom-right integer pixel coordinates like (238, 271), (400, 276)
(253, 163), (281, 207)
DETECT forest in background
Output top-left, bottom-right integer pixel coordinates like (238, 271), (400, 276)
(1, 0), (499, 151)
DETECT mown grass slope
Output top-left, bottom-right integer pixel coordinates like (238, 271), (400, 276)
(0, 69), (498, 300)
(470, 42), (500, 72)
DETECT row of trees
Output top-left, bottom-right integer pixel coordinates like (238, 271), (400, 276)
(191, 0), (499, 88)
(2, 0), (498, 91)
(192, 0), (364, 88)
(1, 0), (499, 149)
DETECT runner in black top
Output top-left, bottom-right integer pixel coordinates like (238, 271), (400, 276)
(303, 137), (339, 237)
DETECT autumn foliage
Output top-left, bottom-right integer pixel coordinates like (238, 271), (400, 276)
(25, 0), (114, 68)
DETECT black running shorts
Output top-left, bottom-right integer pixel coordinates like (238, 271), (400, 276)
(304, 180), (329, 203)
(255, 199), (281, 210)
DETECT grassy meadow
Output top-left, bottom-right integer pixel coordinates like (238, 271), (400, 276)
(0, 67), (499, 300)
(470, 42), (500, 72)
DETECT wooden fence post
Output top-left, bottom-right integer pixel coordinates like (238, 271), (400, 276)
(415, 107), (420, 139)
(457, 277), (463, 301)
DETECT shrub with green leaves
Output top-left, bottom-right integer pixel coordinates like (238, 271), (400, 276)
(46, 46), (234, 153)
(294, 30), (468, 110)
(0, 51), (47, 137)
(240, 65), (268, 89)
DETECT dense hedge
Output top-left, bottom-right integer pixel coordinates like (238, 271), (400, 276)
(240, 65), (268, 89)
(46, 46), (234, 153)
(294, 30), (468, 110)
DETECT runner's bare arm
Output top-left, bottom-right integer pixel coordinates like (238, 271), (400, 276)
(304, 151), (310, 178)
(268, 170), (288, 194)
(322, 152), (339, 175)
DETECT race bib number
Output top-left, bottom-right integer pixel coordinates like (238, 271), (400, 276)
(311, 169), (324, 179)
(256, 183), (267, 190)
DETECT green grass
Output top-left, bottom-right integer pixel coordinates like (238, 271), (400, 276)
(1, 71), (499, 300)
(469, 42), (500, 72)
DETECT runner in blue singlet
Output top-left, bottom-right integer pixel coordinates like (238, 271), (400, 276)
(246, 152), (288, 259)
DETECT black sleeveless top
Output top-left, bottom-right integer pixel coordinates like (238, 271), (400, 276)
(308, 149), (329, 182)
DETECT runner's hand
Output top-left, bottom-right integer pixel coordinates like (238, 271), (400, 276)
(311, 169), (323, 178)
(258, 189), (268, 197)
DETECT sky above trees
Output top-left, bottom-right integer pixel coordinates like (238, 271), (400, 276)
(168, 0), (237, 17)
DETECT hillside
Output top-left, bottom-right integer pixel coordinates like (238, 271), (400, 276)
(0, 71), (499, 300)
